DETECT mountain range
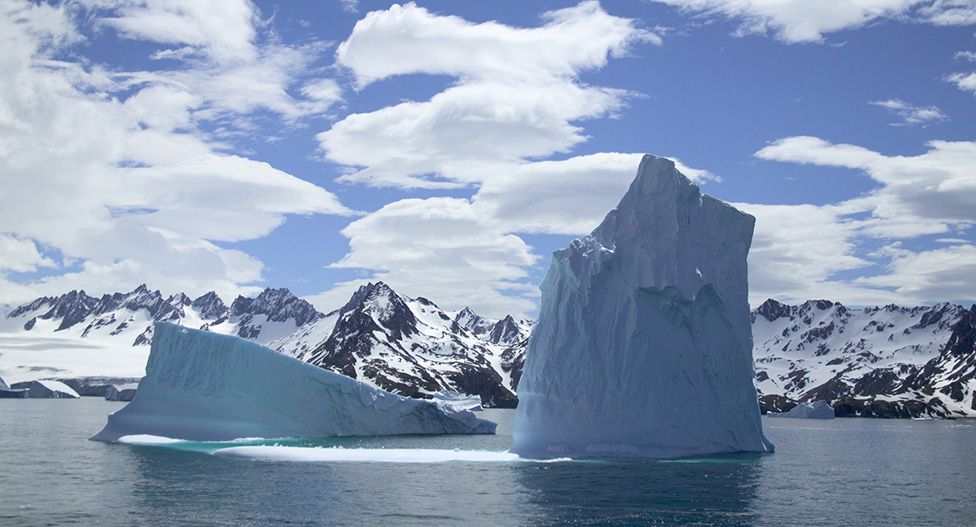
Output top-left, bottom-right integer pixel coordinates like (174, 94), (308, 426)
(2, 284), (973, 417)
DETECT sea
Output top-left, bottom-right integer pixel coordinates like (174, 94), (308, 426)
(0, 399), (973, 526)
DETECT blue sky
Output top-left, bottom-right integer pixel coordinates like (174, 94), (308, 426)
(1, 0), (975, 317)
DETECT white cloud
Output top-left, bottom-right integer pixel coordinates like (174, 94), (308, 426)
(947, 71), (976, 94)
(0, 235), (54, 273)
(319, 1), (656, 189)
(748, 136), (976, 305)
(307, 3), (667, 314)
(650, 0), (976, 43)
(336, 1), (658, 88)
(855, 243), (976, 301)
(756, 136), (976, 238)
(85, 0), (343, 122)
(339, 0), (359, 15)
(734, 203), (900, 306)
(955, 50), (976, 61)
(472, 153), (716, 235)
(93, 0), (259, 63)
(917, 0), (976, 26)
(869, 98), (948, 126)
(0, 0), (351, 304)
(317, 197), (539, 318)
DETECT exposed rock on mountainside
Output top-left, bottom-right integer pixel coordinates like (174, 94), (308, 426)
(3, 285), (322, 346)
(271, 282), (532, 408)
(753, 299), (975, 417)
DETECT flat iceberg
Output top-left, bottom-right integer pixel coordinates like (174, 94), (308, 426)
(93, 323), (495, 442)
(768, 400), (835, 419)
(513, 155), (773, 459)
(28, 380), (81, 399)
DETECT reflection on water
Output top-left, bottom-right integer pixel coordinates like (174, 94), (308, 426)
(1, 401), (974, 526)
(514, 456), (761, 525)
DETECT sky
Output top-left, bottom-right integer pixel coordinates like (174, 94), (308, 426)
(0, 0), (974, 318)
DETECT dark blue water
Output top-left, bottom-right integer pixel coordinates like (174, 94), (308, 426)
(0, 399), (973, 526)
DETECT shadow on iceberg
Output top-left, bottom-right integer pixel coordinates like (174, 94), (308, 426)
(92, 323), (495, 442)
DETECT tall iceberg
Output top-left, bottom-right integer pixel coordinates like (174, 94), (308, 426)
(93, 323), (494, 442)
(512, 155), (773, 459)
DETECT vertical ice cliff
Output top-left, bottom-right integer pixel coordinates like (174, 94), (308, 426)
(93, 323), (495, 442)
(512, 155), (773, 459)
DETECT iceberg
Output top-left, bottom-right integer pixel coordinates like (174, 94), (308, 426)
(93, 323), (495, 442)
(513, 155), (773, 459)
(0, 375), (28, 398)
(768, 400), (835, 419)
(28, 380), (81, 399)
(105, 383), (139, 402)
(431, 390), (483, 412)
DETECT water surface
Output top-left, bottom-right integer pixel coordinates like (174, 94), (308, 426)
(0, 399), (973, 526)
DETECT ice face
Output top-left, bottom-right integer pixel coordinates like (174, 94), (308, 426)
(512, 155), (773, 459)
(92, 323), (495, 442)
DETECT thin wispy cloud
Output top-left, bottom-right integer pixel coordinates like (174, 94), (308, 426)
(870, 98), (948, 126)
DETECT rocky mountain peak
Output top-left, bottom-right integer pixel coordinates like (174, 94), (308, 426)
(337, 281), (416, 339)
(231, 287), (322, 326)
(754, 298), (792, 322)
(489, 315), (521, 345)
(943, 305), (976, 357)
(191, 292), (228, 320)
(454, 306), (493, 337)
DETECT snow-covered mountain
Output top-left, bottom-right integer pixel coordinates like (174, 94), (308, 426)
(4, 281), (973, 418)
(1, 285), (323, 347)
(270, 282), (532, 408)
(752, 299), (976, 418)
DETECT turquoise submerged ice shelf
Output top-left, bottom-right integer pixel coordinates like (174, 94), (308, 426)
(513, 155), (773, 459)
(92, 323), (495, 442)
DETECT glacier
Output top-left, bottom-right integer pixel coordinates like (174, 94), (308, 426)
(92, 323), (495, 442)
(512, 155), (773, 459)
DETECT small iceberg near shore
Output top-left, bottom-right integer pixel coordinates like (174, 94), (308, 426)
(93, 323), (495, 442)
(28, 380), (80, 399)
(0, 376), (28, 398)
(105, 383), (139, 402)
(768, 400), (835, 419)
(431, 390), (483, 412)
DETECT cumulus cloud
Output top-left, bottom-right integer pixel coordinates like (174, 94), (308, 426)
(749, 136), (976, 305)
(472, 153), (716, 235)
(855, 243), (976, 301)
(650, 0), (976, 43)
(311, 198), (539, 317)
(947, 71), (976, 94)
(336, 1), (658, 88)
(93, 0), (259, 63)
(756, 136), (976, 238)
(319, 1), (657, 189)
(309, 2), (663, 314)
(869, 98), (948, 126)
(0, 0), (351, 303)
(0, 235), (55, 274)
